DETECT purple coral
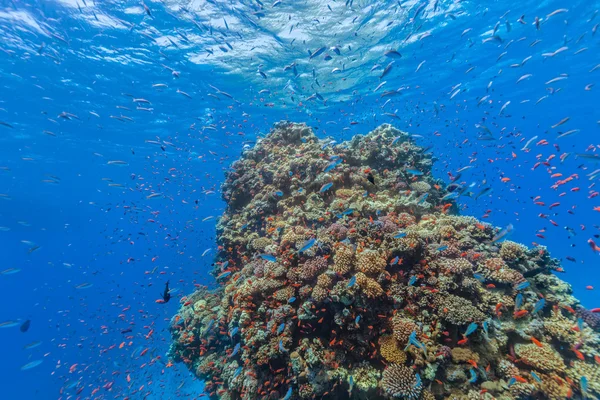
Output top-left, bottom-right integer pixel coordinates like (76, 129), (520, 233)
(577, 306), (600, 332)
(299, 256), (328, 281)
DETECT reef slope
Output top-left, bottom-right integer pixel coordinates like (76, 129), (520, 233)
(170, 122), (600, 400)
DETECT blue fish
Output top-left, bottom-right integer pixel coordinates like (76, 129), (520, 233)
(441, 192), (459, 201)
(532, 298), (545, 314)
(408, 275), (417, 285)
(289, 171), (293, 176)
(465, 322), (478, 336)
(508, 377), (516, 387)
(391, 136), (402, 145)
(437, 245), (448, 252)
(363, 191), (368, 197)
(277, 323), (285, 335)
(406, 168), (424, 176)
(319, 182), (333, 193)
(415, 373), (422, 388)
(473, 273), (485, 282)
(288, 296), (296, 304)
(229, 343), (240, 358)
(221, 261), (229, 269)
(393, 232), (407, 239)
(230, 327), (239, 337)
(298, 188), (304, 193)
(347, 275), (357, 288)
(341, 208), (354, 215)
(417, 193), (429, 204)
(531, 371), (542, 383)
(279, 340), (287, 353)
(581, 376), (588, 394)
(233, 366), (243, 379)
(217, 271), (232, 280)
(515, 293), (523, 310)
(355, 315), (361, 324)
(577, 317), (584, 332)
(282, 387), (292, 400)
(298, 238), (316, 253)
(259, 254), (277, 262)
(390, 256), (400, 265)
(515, 281), (530, 291)
(348, 375), (354, 394)
(468, 368), (477, 384)
(324, 158), (342, 172)
(274, 191), (284, 197)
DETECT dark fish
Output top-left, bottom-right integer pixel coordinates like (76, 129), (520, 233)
(20, 319), (31, 333)
(367, 173), (375, 185)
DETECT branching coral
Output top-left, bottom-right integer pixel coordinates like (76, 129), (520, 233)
(169, 122), (599, 400)
(381, 364), (422, 399)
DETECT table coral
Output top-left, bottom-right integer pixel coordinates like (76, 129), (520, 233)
(169, 122), (600, 400)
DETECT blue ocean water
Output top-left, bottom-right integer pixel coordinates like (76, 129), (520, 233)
(0, 0), (598, 398)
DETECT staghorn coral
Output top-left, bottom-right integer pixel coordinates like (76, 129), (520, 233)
(169, 122), (600, 400)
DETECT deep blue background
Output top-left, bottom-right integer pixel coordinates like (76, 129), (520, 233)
(0, 0), (598, 398)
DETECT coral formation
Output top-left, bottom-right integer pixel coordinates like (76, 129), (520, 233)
(169, 122), (600, 400)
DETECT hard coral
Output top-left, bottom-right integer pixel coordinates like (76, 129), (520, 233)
(169, 122), (600, 400)
(381, 364), (422, 399)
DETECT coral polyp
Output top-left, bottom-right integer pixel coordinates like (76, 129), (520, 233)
(169, 122), (600, 400)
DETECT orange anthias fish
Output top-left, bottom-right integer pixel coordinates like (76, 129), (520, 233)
(530, 337), (543, 347)
(513, 310), (529, 319)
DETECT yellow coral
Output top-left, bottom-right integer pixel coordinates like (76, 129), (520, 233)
(333, 244), (354, 275)
(355, 272), (383, 298)
(515, 343), (565, 372)
(356, 250), (386, 275)
(378, 335), (407, 364)
(316, 273), (333, 288)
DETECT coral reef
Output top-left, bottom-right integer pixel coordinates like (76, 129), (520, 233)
(169, 122), (600, 400)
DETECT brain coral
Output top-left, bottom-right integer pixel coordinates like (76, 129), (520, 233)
(169, 122), (600, 400)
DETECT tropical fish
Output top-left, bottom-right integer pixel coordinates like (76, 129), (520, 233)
(468, 368), (477, 383)
(347, 276), (357, 288)
(75, 282), (93, 289)
(277, 323), (285, 335)
(0, 268), (21, 275)
(21, 360), (43, 371)
(229, 343), (240, 358)
(515, 293), (525, 309)
(393, 232), (407, 239)
(464, 322), (478, 336)
(298, 238), (316, 253)
(406, 169), (423, 176)
(259, 254), (277, 262)
(319, 182), (333, 193)
(532, 298), (545, 314)
(515, 281), (530, 291)
(0, 320), (20, 328)
(23, 341), (42, 350)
